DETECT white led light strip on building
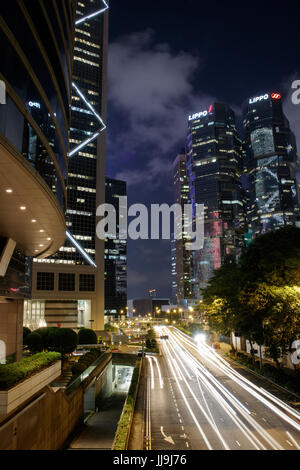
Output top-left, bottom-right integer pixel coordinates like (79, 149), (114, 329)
(69, 1), (109, 158)
(75, 0), (109, 25)
(66, 230), (97, 268)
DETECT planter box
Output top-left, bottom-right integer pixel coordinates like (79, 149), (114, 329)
(0, 360), (61, 416)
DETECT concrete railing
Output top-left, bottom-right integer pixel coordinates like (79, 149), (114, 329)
(0, 360), (61, 416)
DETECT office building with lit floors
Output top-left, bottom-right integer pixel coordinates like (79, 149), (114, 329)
(28, 0), (109, 332)
(243, 92), (300, 236)
(186, 103), (246, 298)
(0, 1), (75, 360)
(105, 178), (127, 318)
(172, 153), (192, 306)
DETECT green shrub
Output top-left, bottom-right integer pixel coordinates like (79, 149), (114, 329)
(26, 332), (43, 353)
(48, 328), (78, 355)
(72, 349), (102, 377)
(23, 327), (31, 344)
(0, 352), (61, 390)
(78, 328), (97, 345)
(113, 360), (141, 450)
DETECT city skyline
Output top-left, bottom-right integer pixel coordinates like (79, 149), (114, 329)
(0, 0), (299, 455)
(106, 0), (300, 299)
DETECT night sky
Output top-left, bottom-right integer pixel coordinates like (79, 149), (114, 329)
(106, 0), (300, 300)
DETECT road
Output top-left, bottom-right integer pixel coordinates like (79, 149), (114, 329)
(144, 326), (300, 450)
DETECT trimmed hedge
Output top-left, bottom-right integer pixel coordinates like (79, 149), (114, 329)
(71, 349), (102, 376)
(229, 353), (300, 394)
(26, 332), (43, 353)
(78, 328), (97, 345)
(113, 360), (141, 450)
(0, 352), (61, 390)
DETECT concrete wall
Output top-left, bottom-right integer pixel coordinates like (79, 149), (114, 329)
(0, 299), (23, 361)
(0, 384), (84, 450)
(0, 354), (113, 449)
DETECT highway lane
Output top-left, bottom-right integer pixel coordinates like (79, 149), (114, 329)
(145, 326), (300, 450)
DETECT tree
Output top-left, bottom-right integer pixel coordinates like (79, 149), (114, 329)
(23, 327), (31, 345)
(26, 332), (43, 353)
(78, 328), (97, 345)
(48, 328), (78, 355)
(238, 226), (300, 287)
(202, 227), (300, 367)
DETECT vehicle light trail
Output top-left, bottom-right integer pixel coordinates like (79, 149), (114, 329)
(171, 327), (300, 431)
(152, 356), (164, 389)
(159, 326), (300, 450)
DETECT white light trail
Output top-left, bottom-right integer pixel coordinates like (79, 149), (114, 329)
(147, 356), (155, 390)
(286, 431), (300, 450)
(170, 328), (300, 434)
(152, 356), (164, 389)
(164, 344), (213, 450)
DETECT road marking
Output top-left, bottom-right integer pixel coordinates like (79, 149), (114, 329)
(160, 426), (175, 445)
(286, 440), (293, 447)
(186, 442), (189, 448)
(236, 440), (241, 447)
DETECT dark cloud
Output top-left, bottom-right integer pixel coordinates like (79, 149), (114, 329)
(106, 29), (215, 299)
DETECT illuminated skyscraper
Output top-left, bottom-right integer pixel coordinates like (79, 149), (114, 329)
(0, 0), (75, 358)
(186, 103), (246, 298)
(243, 92), (300, 236)
(29, 0), (109, 330)
(104, 178), (127, 316)
(172, 153), (192, 305)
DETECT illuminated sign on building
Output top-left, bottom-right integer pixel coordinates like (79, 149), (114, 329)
(271, 93), (281, 100)
(188, 104), (213, 122)
(28, 101), (41, 109)
(249, 94), (269, 105)
(249, 93), (281, 105)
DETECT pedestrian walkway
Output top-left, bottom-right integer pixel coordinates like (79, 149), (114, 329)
(217, 346), (300, 411)
(68, 392), (127, 450)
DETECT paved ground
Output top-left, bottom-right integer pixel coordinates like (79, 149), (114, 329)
(68, 392), (127, 450)
(140, 326), (300, 451)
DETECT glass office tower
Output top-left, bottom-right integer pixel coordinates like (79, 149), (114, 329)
(0, 1), (75, 358)
(104, 178), (127, 316)
(186, 103), (246, 298)
(30, 0), (109, 330)
(172, 153), (192, 305)
(244, 92), (300, 236)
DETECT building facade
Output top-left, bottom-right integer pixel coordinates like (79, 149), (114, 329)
(186, 102), (246, 298)
(28, 0), (109, 331)
(172, 153), (192, 305)
(105, 178), (127, 317)
(243, 92), (300, 236)
(0, 0), (75, 359)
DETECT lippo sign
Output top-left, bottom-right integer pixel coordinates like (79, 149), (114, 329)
(188, 104), (213, 121)
(249, 92), (281, 105)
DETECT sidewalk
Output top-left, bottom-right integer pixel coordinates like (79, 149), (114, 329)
(217, 343), (300, 411)
(68, 392), (127, 450)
